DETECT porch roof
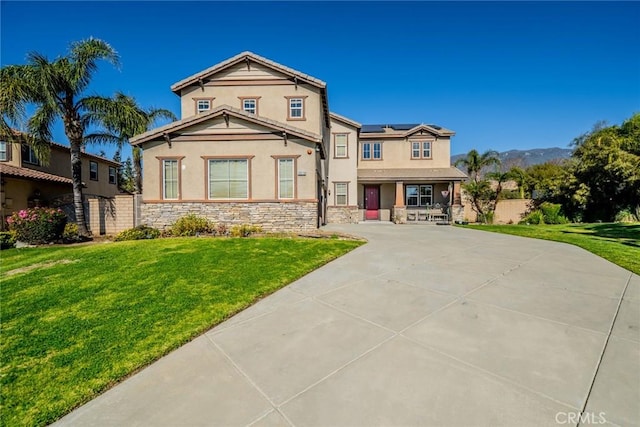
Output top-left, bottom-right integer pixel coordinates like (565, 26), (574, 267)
(357, 167), (467, 182)
(0, 163), (73, 184)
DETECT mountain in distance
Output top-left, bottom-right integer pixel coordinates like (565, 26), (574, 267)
(451, 147), (573, 169)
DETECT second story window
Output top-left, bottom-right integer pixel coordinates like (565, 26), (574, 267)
(362, 142), (382, 160)
(109, 166), (117, 185)
(0, 141), (8, 161)
(241, 98), (258, 114)
(334, 134), (348, 158)
(412, 141), (432, 159)
(197, 99), (211, 113)
(286, 96), (307, 121)
(22, 145), (39, 165)
(89, 161), (98, 181)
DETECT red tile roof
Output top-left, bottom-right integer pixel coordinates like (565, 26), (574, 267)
(0, 163), (73, 184)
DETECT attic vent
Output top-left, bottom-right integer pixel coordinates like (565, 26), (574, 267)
(245, 57), (251, 71)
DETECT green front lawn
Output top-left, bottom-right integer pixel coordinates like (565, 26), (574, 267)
(461, 223), (640, 275)
(0, 237), (363, 427)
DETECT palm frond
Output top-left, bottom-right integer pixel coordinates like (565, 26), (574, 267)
(69, 38), (119, 93)
(84, 131), (122, 147)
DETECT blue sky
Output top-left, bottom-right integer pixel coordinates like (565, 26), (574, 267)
(1, 1), (639, 160)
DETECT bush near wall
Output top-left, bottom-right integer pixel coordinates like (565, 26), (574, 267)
(170, 214), (214, 236)
(114, 225), (161, 241)
(6, 207), (67, 244)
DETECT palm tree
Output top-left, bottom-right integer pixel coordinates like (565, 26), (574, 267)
(507, 166), (528, 199)
(454, 149), (501, 182)
(1, 38), (121, 237)
(85, 93), (176, 193)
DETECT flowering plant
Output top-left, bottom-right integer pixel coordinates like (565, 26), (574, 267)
(7, 207), (68, 244)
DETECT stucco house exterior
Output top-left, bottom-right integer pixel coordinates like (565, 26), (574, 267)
(131, 51), (466, 232)
(0, 138), (121, 225)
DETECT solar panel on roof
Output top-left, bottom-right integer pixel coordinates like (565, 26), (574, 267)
(361, 125), (385, 133)
(390, 124), (419, 131)
(427, 124), (442, 130)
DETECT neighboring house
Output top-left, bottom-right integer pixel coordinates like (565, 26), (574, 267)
(131, 51), (466, 232)
(0, 138), (121, 225)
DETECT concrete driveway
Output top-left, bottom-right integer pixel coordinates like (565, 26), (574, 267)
(55, 224), (639, 427)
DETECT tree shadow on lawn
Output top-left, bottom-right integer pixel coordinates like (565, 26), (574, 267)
(560, 223), (640, 249)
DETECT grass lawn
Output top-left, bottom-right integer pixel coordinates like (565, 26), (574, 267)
(0, 236), (363, 427)
(461, 222), (640, 275)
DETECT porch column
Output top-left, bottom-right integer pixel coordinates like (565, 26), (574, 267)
(394, 181), (404, 206)
(393, 181), (406, 224)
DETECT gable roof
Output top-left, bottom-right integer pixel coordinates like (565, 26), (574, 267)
(171, 51), (327, 93)
(129, 105), (322, 146)
(170, 51), (330, 128)
(329, 112), (361, 129)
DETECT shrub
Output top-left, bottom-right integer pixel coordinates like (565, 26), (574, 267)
(170, 214), (213, 236)
(114, 225), (160, 241)
(539, 202), (568, 224)
(0, 231), (16, 249)
(520, 203), (568, 225)
(62, 222), (81, 242)
(520, 210), (545, 225)
(477, 211), (494, 224)
(7, 207), (67, 244)
(215, 223), (229, 237)
(230, 224), (262, 237)
(615, 208), (639, 223)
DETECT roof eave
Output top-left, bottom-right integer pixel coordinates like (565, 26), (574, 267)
(130, 105), (322, 146)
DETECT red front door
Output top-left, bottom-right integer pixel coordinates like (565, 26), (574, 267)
(365, 186), (379, 220)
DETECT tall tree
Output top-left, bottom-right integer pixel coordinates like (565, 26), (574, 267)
(85, 93), (175, 193)
(570, 114), (640, 221)
(0, 38), (120, 236)
(454, 149), (501, 182)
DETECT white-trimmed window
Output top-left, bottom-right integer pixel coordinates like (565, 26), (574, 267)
(197, 99), (211, 113)
(163, 159), (179, 199)
(289, 98), (303, 119)
(412, 141), (432, 159)
(109, 166), (117, 184)
(209, 159), (248, 199)
(242, 99), (257, 114)
(334, 134), (348, 158)
(335, 182), (348, 206)
(412, 142), (421, 159)
(362, 142), (382, 160)
(278, 158), (295, 199)
(89, 161), (98, 181)
(0, 141), (7, 161)
(406, 185), (433, 207)
(422, 141), (432, 158)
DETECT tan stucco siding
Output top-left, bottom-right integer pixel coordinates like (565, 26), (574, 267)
(180, 82), (322, 136)
(142, 137), (318, 202)
(327, 117), (358, 208)
(358, 136), (452, 169)
(11, 145), (119, 198)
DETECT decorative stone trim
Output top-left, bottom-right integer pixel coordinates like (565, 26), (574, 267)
(141, 201), (317, 232)
(326, 206), (359, 224)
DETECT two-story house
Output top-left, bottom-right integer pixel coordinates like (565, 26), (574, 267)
(130, 52), (466, 232)
(0, 138), (121, 224)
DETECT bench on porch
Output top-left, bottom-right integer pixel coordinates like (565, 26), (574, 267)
(406, 207), (449, 223)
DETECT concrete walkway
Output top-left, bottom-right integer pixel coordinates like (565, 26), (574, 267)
(55, 224), (639, 427)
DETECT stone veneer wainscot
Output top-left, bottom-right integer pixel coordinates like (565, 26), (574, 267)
(326, 206), (359, 224)
(141, 201), (318, 232)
